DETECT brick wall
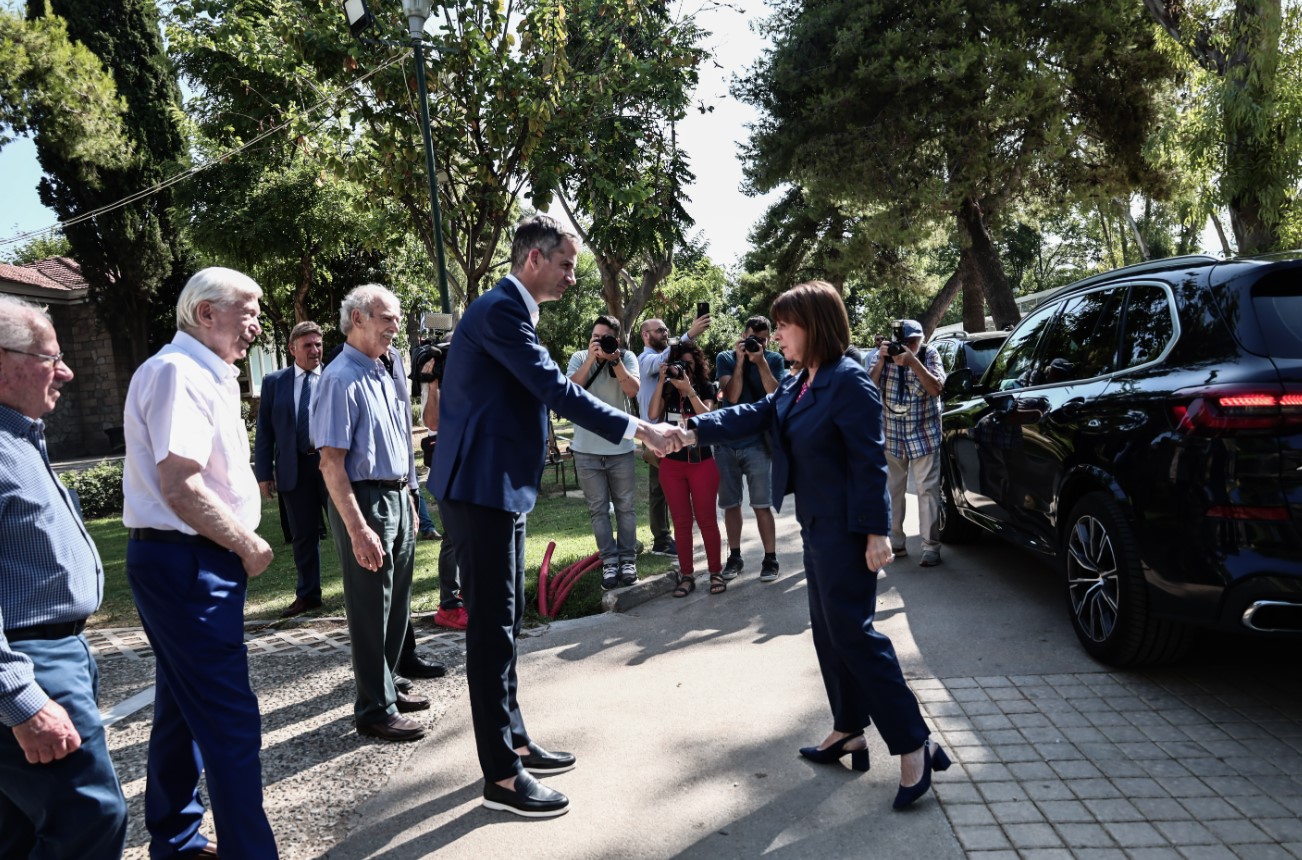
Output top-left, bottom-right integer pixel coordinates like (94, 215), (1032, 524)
(43, 302), (128, 459)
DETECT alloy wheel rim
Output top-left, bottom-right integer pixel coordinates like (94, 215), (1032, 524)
(1066, 514), (1120, 643)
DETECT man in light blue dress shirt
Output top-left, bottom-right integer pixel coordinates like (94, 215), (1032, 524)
(312, 284), (430, 742)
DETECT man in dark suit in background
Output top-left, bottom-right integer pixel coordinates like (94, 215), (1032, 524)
(255, 321), (329, 618)
(432, 215), (679, 818)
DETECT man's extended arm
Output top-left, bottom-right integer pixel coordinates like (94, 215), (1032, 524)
(158, 453), (273, 577)
(318, 447), (386, 572)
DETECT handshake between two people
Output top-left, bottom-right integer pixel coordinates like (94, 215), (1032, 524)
(634, 420), (697, 457)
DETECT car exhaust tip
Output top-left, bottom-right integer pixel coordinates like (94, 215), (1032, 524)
(1242, 601), (1302, 633)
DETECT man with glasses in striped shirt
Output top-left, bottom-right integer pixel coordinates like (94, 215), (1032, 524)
(0, 295), (127, 859)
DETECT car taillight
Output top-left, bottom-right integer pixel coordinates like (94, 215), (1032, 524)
(1172, 385), (1302, 434)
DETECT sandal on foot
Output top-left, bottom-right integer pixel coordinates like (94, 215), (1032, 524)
(709, 573), (727, 595)
(673, 575), (696, 598)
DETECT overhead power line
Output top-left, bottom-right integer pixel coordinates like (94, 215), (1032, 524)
(0, 51), (407, 249)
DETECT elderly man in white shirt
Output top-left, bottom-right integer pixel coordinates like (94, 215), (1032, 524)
(122, 267), (279, 859)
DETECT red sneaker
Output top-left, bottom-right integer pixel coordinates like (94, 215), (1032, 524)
(433, 606), (468, 630)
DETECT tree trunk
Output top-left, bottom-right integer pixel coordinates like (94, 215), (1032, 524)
(957, 197), (1020, 330)
(921, 267), (963, 336)
(294, 250), (313, 323)
(1210, 212), (1234, 256)
(960, 251), (985, 332)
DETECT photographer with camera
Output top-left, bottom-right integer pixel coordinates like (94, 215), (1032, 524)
(566, 316), (641, 591)
(649, 340), (725, 596)
(413, 336), (469, 631)
(637, 312), (711, 558)
(866, 319), (947, 567)
(714, 316), (787, 582)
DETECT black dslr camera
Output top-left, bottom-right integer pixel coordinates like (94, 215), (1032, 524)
(664, 338), (689, 380)
(884, 321), (909, 357)
(411, 339), (451, 384)
(744, 335), (763, 354)
(597, 334), (620, 355)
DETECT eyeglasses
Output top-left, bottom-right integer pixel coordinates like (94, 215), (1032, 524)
(2, 347), (65, 367)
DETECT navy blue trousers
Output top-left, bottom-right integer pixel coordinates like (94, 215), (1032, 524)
(127, 539), (278, 859)
(801, 516), (929, 756)
(440, 499), (529, 782)
(0, 635), (127, 860)
(283, 451), (328, 602)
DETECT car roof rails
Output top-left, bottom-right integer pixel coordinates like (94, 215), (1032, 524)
(1043, 254), (1220, 301)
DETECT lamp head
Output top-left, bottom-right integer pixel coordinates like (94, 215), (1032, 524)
(342, 0), (375, 36)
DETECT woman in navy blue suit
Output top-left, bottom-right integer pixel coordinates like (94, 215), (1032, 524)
(683, 281), (949, 809)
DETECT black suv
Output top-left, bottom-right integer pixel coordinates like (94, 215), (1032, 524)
(929, 329), (1008, 379)
(938, 254), (1302, 666)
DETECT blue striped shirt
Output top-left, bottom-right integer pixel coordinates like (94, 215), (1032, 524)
(0, 405), (103, 726)
(310, 344), (415, 487)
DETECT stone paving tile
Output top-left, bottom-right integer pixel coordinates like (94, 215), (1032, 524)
(1127, 848), (1184, 860)
(1133, 796), (1193, 821)
(1223, 793), (1294, 818)
(1005, 822), (1064, 849)
(1082, 797), (1145, 822)
(1055, 821), (1117, 848)
(1100, 820), (1167, 847)
(1153, 820), (1219, 846)
(1007, 761), (1058, 781)
(1176, 846), (1240, 860)
(955, 824), (1013, 851)
(1178, 796), (1246, 820)
(1200, 818), (1272, 843)
(941, 802), (997, 827)
(1035, 799), (1094, 823)
(989, 800), (1045, 825)
(978, 781), (1031, 803)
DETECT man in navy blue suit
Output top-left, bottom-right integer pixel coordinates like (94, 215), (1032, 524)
(432, 215), (680, 818)
(255, 321), (329, 617)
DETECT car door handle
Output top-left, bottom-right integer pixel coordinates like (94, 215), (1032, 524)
(1057, 398), (1087, 418)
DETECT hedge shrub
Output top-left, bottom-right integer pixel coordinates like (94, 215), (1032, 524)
(59, 459), (124, 520)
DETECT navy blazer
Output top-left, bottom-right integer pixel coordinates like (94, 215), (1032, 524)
(254, 366), (310, 492)
(692, 355), (891, 535)
(430, 279), (632, 514)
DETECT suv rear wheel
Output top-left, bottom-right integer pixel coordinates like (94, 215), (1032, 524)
(1063, 492), (1191, 666)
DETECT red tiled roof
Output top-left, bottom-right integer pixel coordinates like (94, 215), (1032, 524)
(0, 257), (88, 293)
(25, 257), (86, 290)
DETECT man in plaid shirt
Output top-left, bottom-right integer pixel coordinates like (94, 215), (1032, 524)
(867, 319), (947, 567)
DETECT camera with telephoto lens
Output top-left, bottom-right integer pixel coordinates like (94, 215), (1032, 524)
(411, 339), (451, 383)
(885, 321), (908, 357)
(744, 335), (763, 354)
(597, 334), (620, 355)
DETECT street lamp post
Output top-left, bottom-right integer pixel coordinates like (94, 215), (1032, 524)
(342, 0), (452, 316)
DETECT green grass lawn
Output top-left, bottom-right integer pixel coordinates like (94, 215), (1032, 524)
(87, 432), (674, 628)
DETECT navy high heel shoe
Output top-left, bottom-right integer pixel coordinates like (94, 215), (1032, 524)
(799, 732), (870, 772)
(893, 739), (951, 810)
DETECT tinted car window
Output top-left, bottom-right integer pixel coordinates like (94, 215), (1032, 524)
(1120, 284), (1175, 368)
(1033, 288), (1124, 384)
(966, 339), (1004, 379)
(986, 302), (1058, 390)
(1251, 276), (1302, 358)
(933, 339), (957, 372)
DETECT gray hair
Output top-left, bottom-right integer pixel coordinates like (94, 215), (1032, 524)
(0, 295), (50, 351)
(176, 267), (262, 331)
(509, 215), (578, 271)
(339, 284), (399, 335)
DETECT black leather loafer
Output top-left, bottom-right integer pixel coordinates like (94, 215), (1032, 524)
(356, 714), (426, 742)
(520, 741), (576, 776)
(396, 691), (430, 712)
(482, 772), (570, 818)
(398, 653), (448, 679)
